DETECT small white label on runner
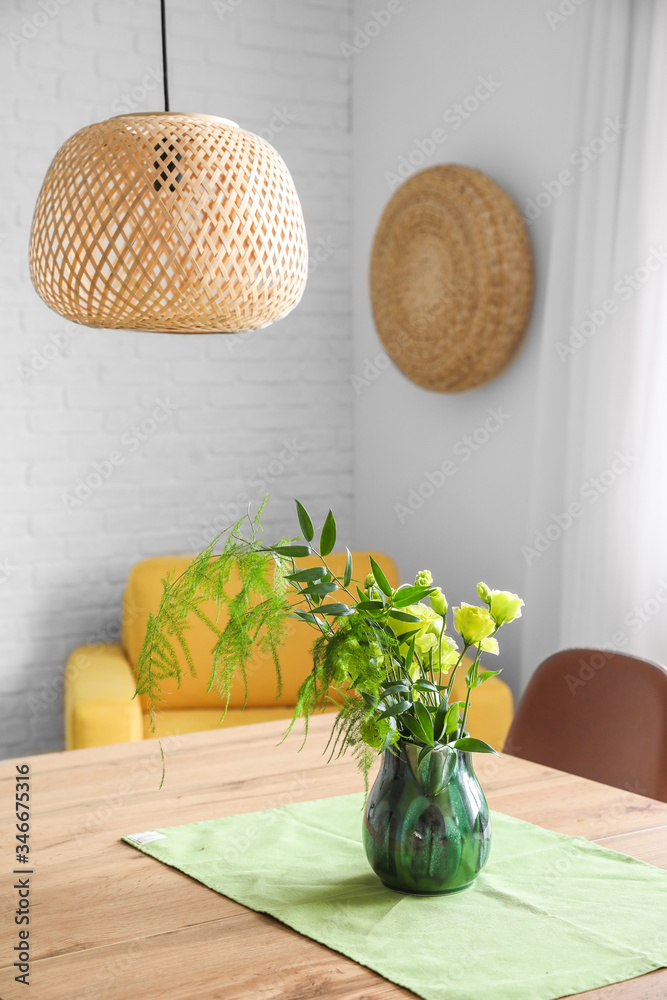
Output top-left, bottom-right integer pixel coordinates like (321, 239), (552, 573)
(127, 831), (167, 845)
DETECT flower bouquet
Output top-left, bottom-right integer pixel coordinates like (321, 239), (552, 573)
(136, 499), (523, 893)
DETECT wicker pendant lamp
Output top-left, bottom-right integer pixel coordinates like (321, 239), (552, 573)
(29, 2), (308, 334)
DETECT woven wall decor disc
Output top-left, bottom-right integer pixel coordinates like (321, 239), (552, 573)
(29, 113), (308, 333)
(370, 165), (533, 392)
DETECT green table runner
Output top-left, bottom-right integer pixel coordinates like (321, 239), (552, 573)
(123, 793), (667, 1000)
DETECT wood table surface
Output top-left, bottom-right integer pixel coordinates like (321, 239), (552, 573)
(1, 715), (666, 1000)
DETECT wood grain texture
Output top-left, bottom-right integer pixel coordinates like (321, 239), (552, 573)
(0, 716), (665, 1000)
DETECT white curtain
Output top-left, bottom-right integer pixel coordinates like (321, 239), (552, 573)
(520, 0), (667, 683)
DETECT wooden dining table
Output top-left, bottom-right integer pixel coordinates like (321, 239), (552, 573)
(1, 714), (665, 1000)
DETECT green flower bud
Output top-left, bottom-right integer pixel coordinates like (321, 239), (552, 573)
(477, 581), (492, 605)
(364, 573), (376, 590)
(414, 569), (433, 588)
(429, 587), (447, 617)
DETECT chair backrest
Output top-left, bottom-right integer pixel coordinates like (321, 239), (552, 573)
(123, 551), (399, 711)
(504, 648), (667, 802)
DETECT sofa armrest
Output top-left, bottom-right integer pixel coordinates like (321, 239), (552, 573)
(64, 644), (144, 750)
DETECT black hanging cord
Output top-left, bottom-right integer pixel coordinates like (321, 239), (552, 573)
(160, 0), (170, 112)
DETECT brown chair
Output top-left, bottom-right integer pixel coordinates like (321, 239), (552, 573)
(503, 648), (667, 802)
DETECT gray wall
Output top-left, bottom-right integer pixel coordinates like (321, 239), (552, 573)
(351, 0), (591, 697)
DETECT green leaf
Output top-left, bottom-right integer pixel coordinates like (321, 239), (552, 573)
(318, 602), (353, 616)
(295, 500), (314, 542)
(388, 609), (421, 623)
(465, 666), (501, 689)
(301, 581), (338, 597)
(360, 691), (378, 708)
(289, 610), (321, 625)
(355, 600), (385, 612)
(381, 717), (397, 751)
(404, 636), (416, 674)
(412, 679), (439, 693)
(401, 714), (428, 745)
(452, 737), (499, 755)
(343, 548), (352, 588)
(418, 744), (436, 765)
(320, 510), (336, 557)
(444, 702), (462, 735)
(380, 680), (411, 697)
(433, 697), (448, 742)
(273, 544), (312, 558)
(413, 702), (434, 744)
(392, 585), (436, 608)
(397, 628), (421, 649)
(476, 669), (502, 686)
(287, 566), (327, 583)
(369, 556), (392, 597)
(465, 661), (478, 688)
(378, 699), (412, 719)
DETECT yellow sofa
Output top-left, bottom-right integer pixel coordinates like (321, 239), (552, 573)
(64, 553), (514, 751)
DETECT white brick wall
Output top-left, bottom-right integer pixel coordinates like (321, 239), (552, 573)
(0, 0), (353, 758)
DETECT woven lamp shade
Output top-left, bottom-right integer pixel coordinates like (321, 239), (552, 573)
(29, 113), (308, 333)
(370, 165), (533, 392)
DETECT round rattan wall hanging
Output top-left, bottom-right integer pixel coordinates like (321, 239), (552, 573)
(370, 165), (533, 392)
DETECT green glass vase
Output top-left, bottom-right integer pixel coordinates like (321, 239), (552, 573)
(362, 740), (491, 894)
